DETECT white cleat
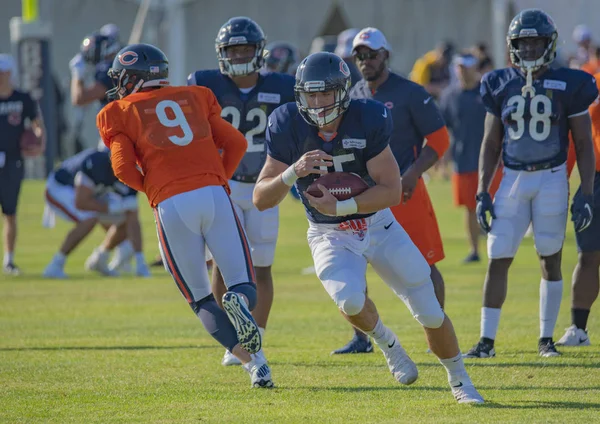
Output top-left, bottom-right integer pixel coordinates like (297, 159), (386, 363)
(135, 263), (151, 278)
(222, 292), (261, 354)
(556, 325), (591, 346)
(381, 337), (418, 385)
(243, 356), (274, 388)
(85, 249), (119, 277)
(451, 381), (485, 404)
(43, 262), (68, 279)
(222, 349), (242, 366)
(109, 258), (132, 274)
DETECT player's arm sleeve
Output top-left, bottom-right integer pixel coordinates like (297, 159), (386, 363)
(205, 89), (247, 178)
(568, 73), (599, 117)
(187, 72), (197, 86)
(265, 111), (294, 166)
(409, 85), (448, 157)
(365, 105), (393, 161)
(480, 73), (501, 117)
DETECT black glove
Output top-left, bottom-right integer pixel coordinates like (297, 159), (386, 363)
(476, 192), (496, 233)
(571, 193), (594, 233)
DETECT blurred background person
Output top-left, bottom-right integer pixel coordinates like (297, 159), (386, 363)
(581, 46), (600, 75)
(572, 24), (593, 68)
(263, 41), (300, 75)
(439, 52), (502, 263)
(334, 28), (362, 88)
(409, 41), (455, 99)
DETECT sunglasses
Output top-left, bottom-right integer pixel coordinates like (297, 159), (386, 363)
(352, 50), (382, 61)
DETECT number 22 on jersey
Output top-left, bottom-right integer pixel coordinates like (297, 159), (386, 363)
(506, 94), (552, 142)
(221, 106), (267, 153)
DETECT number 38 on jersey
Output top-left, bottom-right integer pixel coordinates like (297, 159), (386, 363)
(506, 94), (553, 142)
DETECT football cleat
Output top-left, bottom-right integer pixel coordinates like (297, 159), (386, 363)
(538, 338), (561, 357)
(463, 339), (496, 358)
(135, 263), (151, 278)
(222, 349), (242, 366)
(3, 262), (21, 276)
(451, 381), (485, 404)
(556, 325), (591, 346)
(462, 253), (480, 263)
(381, 337), (418, 385)
(43, 262), (68, 279)
(85, 249), (119, 277)
(243, 357), (274, 388)
(331, 335), (374, 355)
(222, 292), (262, 354)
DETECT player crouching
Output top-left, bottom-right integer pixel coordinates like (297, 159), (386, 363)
(43, 148), (150, 278)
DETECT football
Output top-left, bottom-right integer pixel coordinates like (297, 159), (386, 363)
(20, 129), (43, 156)
(306, 172), (369, 201)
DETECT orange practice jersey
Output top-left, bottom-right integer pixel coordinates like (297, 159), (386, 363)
(97, 85), (247, 207)
(567, 72), (600, 176)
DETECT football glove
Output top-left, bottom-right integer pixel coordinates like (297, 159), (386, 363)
(476, 192), (496, 233)
(571, 193), (594, 233)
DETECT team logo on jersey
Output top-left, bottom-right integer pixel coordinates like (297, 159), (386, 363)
(7, 112), (22, 126)
(340, 61), (351, 77)
(384, 101), (394, 109)
(543, 79), (566, 91)
(118, 51), (139, 66)
(342, 138), (366, 149)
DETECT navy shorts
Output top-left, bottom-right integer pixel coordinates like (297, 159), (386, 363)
(574, 172), (600, 253)
(0, 159), (24, 216)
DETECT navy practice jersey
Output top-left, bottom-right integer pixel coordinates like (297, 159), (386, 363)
(188, 69), (295, 182)
(54, 149), (135, 197)
(351, 72), (445, 174)
(95, 60), (113, 109)
(439, 83), (486, 174)
(481, 67), (598, 169)
(0, 90), (38, 161)
(266, 99), (392, 224)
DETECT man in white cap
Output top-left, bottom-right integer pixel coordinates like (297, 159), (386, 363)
(572, 24), (592, 67)
(331, 27), (451, 356)
(0, 54), (45, 275)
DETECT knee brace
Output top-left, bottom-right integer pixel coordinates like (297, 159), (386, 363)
(190, 294), (238, 351)
(404, 279), (445, 329)
(337, 291), (366, 316)
(229, 282), (257, 310)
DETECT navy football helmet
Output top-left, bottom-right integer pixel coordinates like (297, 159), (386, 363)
(215, 17), (266, 76)
(263, 41), (299, 75)
(80, 32), (120, 65)
(507, 9), (558, 70)
(106, 43), (169, 99)
(294, 52), (351, 127)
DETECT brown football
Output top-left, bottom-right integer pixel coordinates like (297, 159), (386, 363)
(20, 129), (43, 156)
(306, 172), (369, 201)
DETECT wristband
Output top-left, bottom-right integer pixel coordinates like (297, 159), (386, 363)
(281, 165), (298, 186)
(336, 198), (358, 216)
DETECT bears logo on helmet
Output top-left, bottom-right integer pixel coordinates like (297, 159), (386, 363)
(118, 51), (139, 66)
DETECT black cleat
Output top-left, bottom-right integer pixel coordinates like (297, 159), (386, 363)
(463, 338), (496, 358)
(538, 338), (560, 357)
(331, 335), (374, 355)
(3, 263), (21, 276)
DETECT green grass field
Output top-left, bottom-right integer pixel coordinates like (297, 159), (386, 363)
(1, 179), (599, 423)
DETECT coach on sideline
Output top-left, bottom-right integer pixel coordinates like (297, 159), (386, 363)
(0, 54), (45, 275)
(439, 52), (502, 263)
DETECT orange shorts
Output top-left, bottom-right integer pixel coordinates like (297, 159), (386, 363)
(390, 178), (444, 265)
(452, 168), (503, 211)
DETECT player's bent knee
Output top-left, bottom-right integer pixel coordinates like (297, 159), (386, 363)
(190, 294), (238, 351)
(337, 291), (365, 316)
(405, 279), (445, 328)
(229, 282), (257, 310)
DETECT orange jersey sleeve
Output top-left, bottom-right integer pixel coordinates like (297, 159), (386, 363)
(97, 85), (241, 207)
(424, 126), (450, 158)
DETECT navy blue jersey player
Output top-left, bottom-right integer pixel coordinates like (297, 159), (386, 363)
(42, 149), (145, 279)
(187, 16), (295, 366)
(253, 52), (484, 404)
(465, 9), (598, 359)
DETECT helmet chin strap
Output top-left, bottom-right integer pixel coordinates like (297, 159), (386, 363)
(521, 66), (536, 98)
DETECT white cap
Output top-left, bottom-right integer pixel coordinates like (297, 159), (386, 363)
(352, 27), (389, 52)
(0, 54), (14, 72)
(573, 24), (592, 43)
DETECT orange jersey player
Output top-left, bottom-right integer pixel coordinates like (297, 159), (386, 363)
(97, 43), (274, 388)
